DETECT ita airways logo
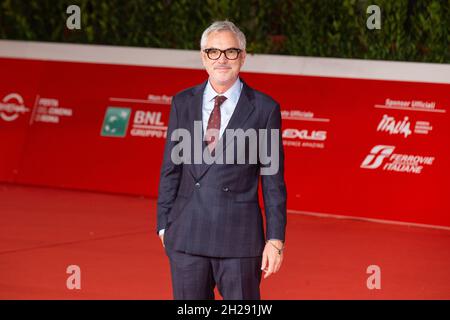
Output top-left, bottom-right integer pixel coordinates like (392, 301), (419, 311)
(101, 107), (131, 137)
(361, 145), (435, 174)
(361, 145), (395, 169)
(377, 114), (433, 137)
(0, 93), (31, 122)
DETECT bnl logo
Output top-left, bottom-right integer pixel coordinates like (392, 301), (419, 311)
(101, 107), (131, 137)
(361, 145), (395, 169)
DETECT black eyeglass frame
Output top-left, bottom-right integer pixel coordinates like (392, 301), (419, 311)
(203, 48), (243, 60)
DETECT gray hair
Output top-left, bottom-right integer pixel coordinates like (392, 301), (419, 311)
(200, 20), (246, 50)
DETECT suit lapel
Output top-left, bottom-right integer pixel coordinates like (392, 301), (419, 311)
(188, 81), (207, 180)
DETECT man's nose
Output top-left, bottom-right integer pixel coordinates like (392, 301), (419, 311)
(217, 52), (228, 63)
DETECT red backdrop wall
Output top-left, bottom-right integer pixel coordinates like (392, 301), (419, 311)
(1, 56), (449, 227)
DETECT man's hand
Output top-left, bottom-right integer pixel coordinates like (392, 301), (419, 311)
(261, 240), (284, 279)
(159, 234), (165, 247)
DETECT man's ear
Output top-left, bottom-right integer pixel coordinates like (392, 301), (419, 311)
(240, 50), (247, 66)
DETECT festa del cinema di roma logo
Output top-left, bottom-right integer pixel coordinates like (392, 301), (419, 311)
(0, 93), (31, 122)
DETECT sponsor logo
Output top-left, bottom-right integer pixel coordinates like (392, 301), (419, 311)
(377, 114), (412, 138)
(361, 145), (434, 174)
(282, 128), (327, 141)
(101, 107), (167, 139)
(377, 114), (432, 137)
(101, 107), (131, 137)
(130, 111), (167, 138)
(361, 145), (395, 169)
(282, 128), (327, 149)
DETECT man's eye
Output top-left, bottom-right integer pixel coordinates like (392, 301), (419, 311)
(209, 49), (219, 54)
(226, 49), (237, 54)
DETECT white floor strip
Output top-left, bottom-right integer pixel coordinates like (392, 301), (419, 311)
(288, 209), (450, 231)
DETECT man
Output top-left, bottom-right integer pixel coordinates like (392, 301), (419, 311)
(156, 20), (287, 300)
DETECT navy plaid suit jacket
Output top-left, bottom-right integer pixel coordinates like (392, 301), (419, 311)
(156, 79), (287, 258)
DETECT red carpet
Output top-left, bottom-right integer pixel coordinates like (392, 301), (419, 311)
(0, 183), (449, 299)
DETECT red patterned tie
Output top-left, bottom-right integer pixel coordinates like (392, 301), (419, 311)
(205, 95), (227, 154)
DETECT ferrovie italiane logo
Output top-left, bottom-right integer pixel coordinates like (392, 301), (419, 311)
(360, 145), (395, 169)
(0, 93), (31, 122)
(361, 145), (435, 174)
(101, 107), (131, 137)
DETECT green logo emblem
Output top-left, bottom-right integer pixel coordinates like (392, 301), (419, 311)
(101, 107), (131, 137)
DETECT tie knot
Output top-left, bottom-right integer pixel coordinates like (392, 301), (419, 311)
(215, 95), (227, 107)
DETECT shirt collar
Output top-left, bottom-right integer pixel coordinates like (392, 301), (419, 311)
(204, 77), (242, 106)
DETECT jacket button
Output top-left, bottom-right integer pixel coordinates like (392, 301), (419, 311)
(222, 187), (229, 192)
(195, 182), (201, 188)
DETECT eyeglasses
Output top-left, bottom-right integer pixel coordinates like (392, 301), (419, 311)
(203, 48), (242, 60)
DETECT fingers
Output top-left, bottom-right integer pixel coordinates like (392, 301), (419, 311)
(261, 253), (268, 273)
(262, 252), (275, 279)
(264, 260), (274, 279)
